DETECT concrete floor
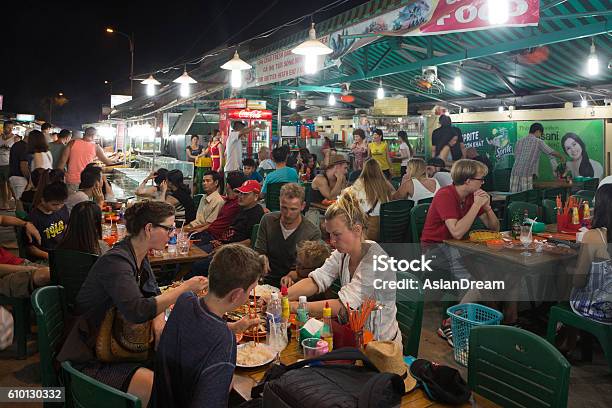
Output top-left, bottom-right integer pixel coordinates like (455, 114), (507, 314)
(0, 210), (610, 407)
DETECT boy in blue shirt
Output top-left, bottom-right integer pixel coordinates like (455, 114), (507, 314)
(243, 158), (263, 183)
(261, 146), (299, 194)
(151, 244), (264, 408)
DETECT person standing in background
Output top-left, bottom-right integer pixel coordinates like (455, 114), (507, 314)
(1, 121), (20, 210)
(185, 135), (203, 162)
(509, 123), (564, 192)
(397, 131), (413, 178)
(257, 146), (275, 171)
(48, 129), (71, 170)
(8, 128), (30, 211)
(40, 123), (53, 143)
(351, 129), (368, 172)
(57, 127), (117, 192)
(431, 115), (466, 160)
(224, 122), (257, 173)
(28, 130), (53, 170)
(204, 130), (224, 172)
(368, 129), (392, 179)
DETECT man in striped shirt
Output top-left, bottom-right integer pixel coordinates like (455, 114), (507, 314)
(509, 123), (564, 192)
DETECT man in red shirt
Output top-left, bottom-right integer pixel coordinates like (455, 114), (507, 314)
(420, 159), (500, 347)
(421, 159), (498, 244)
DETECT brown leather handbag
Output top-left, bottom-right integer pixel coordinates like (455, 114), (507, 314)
(95, 307), (153, 363)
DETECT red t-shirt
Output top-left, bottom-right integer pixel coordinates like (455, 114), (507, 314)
(206, 197), (240, 239)
(420, 185), (484, 244)
(0, 247), (25, 265)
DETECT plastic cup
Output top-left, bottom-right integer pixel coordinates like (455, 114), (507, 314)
(178, 240), (190, 255)
(302, 338), (328, 359)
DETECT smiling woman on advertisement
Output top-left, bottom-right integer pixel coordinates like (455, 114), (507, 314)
(561, 133), (603, 179)
(286, 189), (401, 345)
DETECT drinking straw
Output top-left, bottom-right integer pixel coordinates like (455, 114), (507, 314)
(528, 217), (537, 235)
(179, 219), (185, 238)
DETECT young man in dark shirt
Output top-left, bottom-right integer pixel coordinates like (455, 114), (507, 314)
(188, 179), (264, 277)
(151, 244), (263, 408)
(26, 181), (69, 261)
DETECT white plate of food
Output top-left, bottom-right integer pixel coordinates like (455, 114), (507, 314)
(236, 342), (276, 368)
(252, 284), (279, 299)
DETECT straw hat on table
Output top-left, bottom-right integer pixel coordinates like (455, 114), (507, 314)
(364, 340), (417, 393)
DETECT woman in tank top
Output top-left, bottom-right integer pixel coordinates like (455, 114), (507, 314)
(28, 130), (53, 170)
(393, 158), (440, 203)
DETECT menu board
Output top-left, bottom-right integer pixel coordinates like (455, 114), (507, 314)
(372, 97), (408, 116)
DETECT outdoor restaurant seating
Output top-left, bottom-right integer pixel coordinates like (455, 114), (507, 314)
(468, 325), (571, 408)
(503, 201), (539, 230)
(395, 271), (424, 357)
(547, 303), (612, 373)
(264, 182), (287, 212)
(31, 286), (67, 388)
(0, 295), (30, 359)
(379, 199), (413, 243)
(409, 203), (429, 243)
(49, 250), (99, 311)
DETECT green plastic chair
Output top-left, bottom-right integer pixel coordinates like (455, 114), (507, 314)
(526, 189), (540, 205)
(31, 286), (67, 387)
(409, 203), (430, 243)
(579, 178), (598, 191)
(506, 191), (528, 205)
(0, 295), (30, 359)
(541, 187), (567, 203)
(15, 210), (29, 220)
(493, 169), (511, 191)
(193, 193), (204, 210)
(391, 177), (403, 190)
(62, 361), (141, 408)
(468, 325), (571, 408)
(546, 303), (612, 373)
(416, 197), (433, 205)
(503, 201), (539, 231)
(575, 190), (595, 199)
(48, 250), (99, 311)
(379, 200), (414, 243)
(250, 224), (260, 249)
(541, 199), (557, 224)
(265, 182), (287, 212)
(395, 271), (424, 357)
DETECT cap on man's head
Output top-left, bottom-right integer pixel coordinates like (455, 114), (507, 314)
(427, 158), (446, 168)
(235, 180), (261, 194)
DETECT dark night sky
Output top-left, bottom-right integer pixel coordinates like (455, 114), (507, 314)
(2, 0), (370, 129)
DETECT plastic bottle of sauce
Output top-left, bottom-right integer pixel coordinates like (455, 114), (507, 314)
(321, 301), (334, 351)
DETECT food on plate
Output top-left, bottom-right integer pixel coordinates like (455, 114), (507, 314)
(469, 230), (502, 243)
(237, 343), (274, 366)
(252, 284), (279, 300)
(485, 239), (505, 251)
(242, 323), (267, 338)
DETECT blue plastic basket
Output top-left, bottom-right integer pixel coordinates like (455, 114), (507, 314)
(447, 303), (503, 366)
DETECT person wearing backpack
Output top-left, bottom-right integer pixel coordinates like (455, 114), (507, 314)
(150, 244), (263, 408)
(286, 189), (402, 345)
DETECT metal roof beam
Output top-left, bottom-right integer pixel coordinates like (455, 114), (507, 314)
(463, 86), (487, 98)
(495, 72), (518, 95)
(271, 85), (342, 94)
(400, 43), (447, 57)
(318, 20), (612, 86)
(369, 47), (393, 71)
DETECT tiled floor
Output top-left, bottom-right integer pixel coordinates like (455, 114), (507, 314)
(0, 208), (610, 407)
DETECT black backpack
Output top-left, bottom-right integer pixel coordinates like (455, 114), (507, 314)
(249, 348), (405, 408)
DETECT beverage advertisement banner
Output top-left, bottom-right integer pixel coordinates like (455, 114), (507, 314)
(516, 120), (605, 181)
(455, 122), (517, 169)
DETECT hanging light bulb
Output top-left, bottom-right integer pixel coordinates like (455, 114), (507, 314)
(377, 80), (385, 100)
(141, 75), (161, 97)
(291, 23), (333, 75)
(173, 68), (197, 98)
(587, 39), (599, 76)
(317, 116), (323, 123)
(328, 94), (336, 106)
(488, 0), (509, 25)
(453, 67), (463, 91)
(290, 99), (297, 110)
(498, 106), (504, 112)
(221, 51), (252, 88)
(581, 98), (588, 108)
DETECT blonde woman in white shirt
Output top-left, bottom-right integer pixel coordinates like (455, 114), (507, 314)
(393, 158), (440, 203)
(286, 189), (402, 345)
(349, 159), (394, 241)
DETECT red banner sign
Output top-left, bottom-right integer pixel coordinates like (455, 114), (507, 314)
(227, 109), (273, 120)
(220, 98), (247, 110)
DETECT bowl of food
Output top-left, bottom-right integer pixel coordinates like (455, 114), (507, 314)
(469, 230), (502, 243)
(104, 214), (120, 222)
(486, 239), (505, 251)
(236, 342), (275, 368)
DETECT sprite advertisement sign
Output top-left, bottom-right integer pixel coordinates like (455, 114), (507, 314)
(455, 122), (517, 170)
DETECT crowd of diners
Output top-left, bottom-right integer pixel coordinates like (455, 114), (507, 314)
(0, 118), (609, 407)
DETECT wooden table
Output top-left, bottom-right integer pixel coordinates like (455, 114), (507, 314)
(444, 239), (576, 267)
(149, 246), (209, 279)
(233, 339), (489, 407)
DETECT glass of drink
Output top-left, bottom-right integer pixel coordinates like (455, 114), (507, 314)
(520, 225), (533, 256)
(302, 338), (328, 359)
(178, 239), (190, 255)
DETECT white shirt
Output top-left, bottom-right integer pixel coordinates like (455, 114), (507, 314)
(598, 175), (612, 190)
(433, 171), (453, 187)
(409, 178), (440, 203)
(31, 151), (53, 170)
(280, 223), (297, 239)
(0, 135), (15, 166)
(309, 241), (401, 344)
(190, 190), (225, 228)
(350, 180), (381, 216)
(399, 142), (411, 167)
(224, 131), (242, 173)
(258, 159), (276, 171)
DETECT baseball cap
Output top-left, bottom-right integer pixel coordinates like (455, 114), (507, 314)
(235, 179), (261, 194)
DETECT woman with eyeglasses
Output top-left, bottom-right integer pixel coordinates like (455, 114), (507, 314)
(58, 201), (207, 407)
